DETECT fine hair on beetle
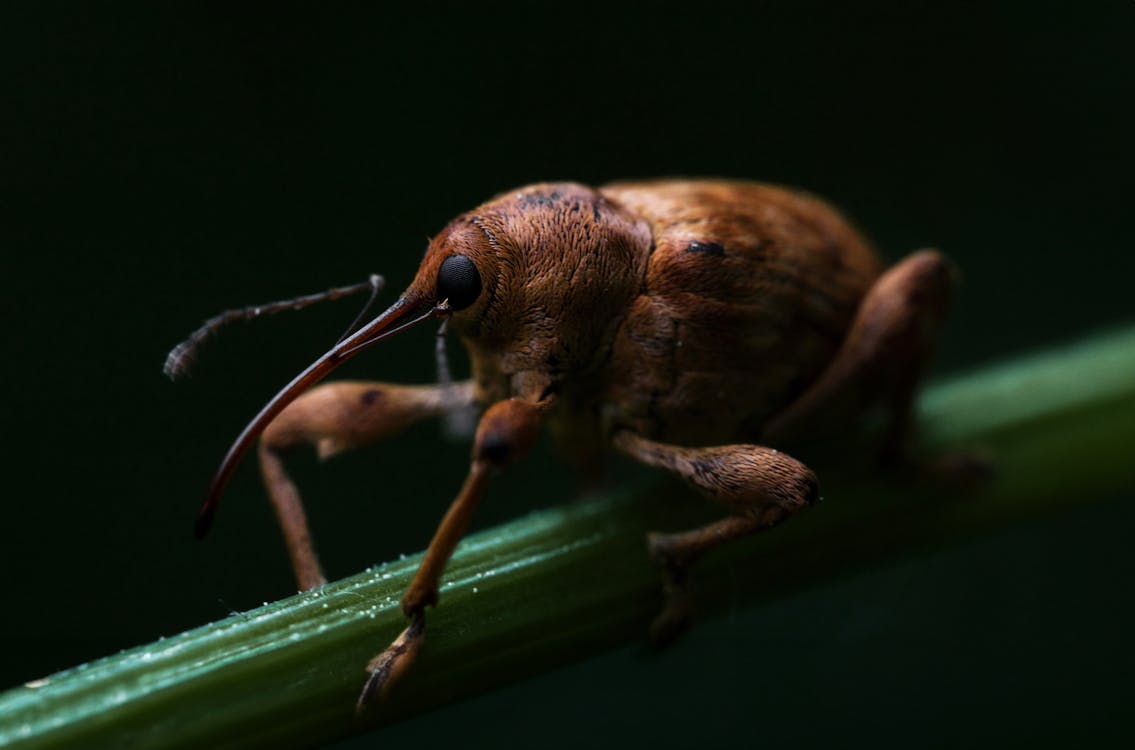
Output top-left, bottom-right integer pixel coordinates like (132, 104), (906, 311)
(169, 179), (961, 711)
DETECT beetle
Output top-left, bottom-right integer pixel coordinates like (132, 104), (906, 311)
(174, 179), (957, 710)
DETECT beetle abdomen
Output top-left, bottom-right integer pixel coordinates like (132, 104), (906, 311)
(601, 180), (883, 445)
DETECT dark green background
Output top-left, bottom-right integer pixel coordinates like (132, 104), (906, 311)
(5, 2), (1133, 747)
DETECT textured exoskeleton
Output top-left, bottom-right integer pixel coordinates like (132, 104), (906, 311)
(184, 179), (956, 709)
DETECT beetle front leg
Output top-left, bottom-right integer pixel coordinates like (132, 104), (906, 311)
(613, 431), (819, 646)
(356, 396), (548, 711)
(259, 380), (475, 591)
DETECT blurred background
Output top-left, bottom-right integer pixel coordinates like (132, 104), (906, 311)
(4, 2), (1133, 746)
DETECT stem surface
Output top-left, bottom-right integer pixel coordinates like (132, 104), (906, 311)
(3, 325), (1134, 749)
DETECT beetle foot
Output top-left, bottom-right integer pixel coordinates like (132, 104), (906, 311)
(649, 590), (694, 648)
(355, 611), (425, 714)
(646, 532), (695, 648)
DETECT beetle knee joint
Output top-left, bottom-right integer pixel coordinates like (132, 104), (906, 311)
(473, 398), (542, 469)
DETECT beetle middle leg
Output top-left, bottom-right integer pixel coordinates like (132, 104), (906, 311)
(613, 431), (819, 646)
(259, 380), (475, 591)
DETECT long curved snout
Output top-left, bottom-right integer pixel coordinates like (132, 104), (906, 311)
(194, 295), (448, 538)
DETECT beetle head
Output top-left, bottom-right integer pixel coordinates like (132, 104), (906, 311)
(195, 182), (650, 536)
(403, 183), (651, 394)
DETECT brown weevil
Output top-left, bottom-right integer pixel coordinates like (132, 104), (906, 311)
(172, 179), (957, 710)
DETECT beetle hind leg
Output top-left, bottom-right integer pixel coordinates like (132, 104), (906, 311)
(763, 249), (957, 464)
(613, 431), (819, 646)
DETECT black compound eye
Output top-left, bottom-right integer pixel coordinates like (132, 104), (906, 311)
(436, 254), (482, 311)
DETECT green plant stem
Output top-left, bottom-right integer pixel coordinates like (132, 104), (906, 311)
(3, 325), (1134, 749)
